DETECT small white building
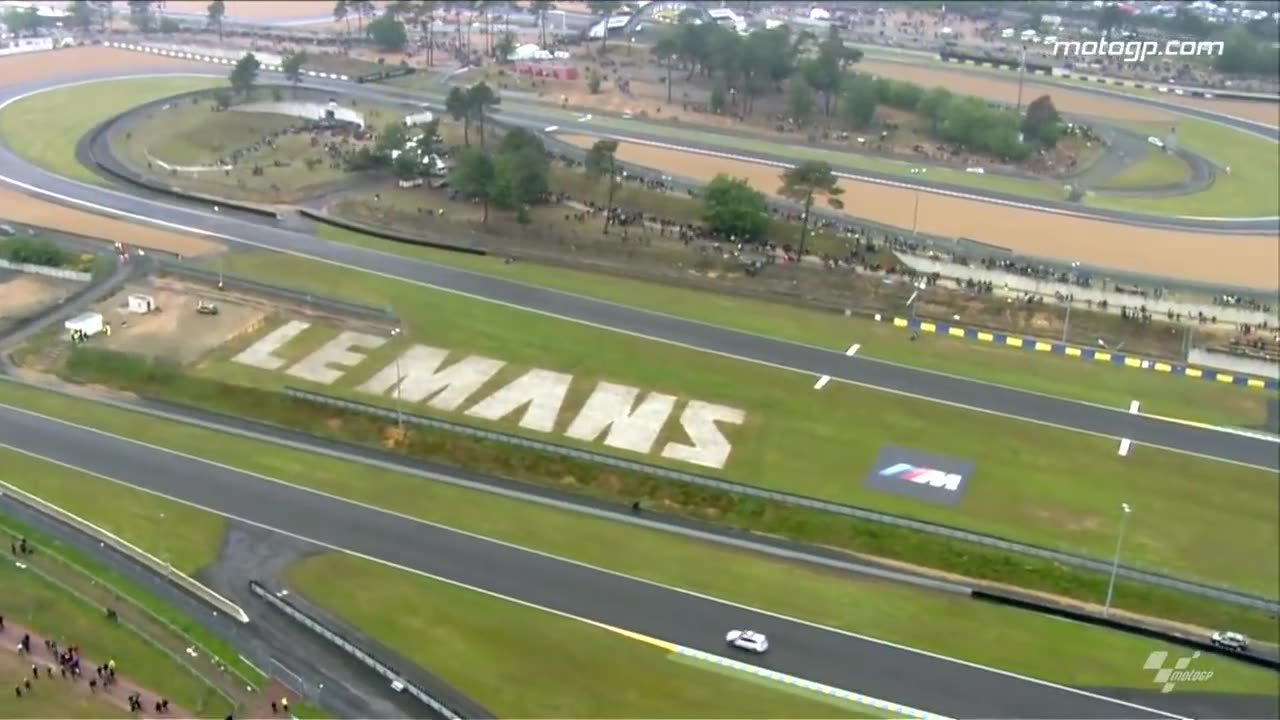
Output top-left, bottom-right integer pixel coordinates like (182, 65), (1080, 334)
(64, 311), (104, 338)
(127, 294), (156, 314)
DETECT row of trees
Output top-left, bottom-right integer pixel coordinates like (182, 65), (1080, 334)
(451, 128), (551, 224)
(698, 161), (845, 256)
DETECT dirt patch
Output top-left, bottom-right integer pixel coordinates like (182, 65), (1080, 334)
(0, 273), (80, 320)
(0, 188), (223, 257)
(89, 280), (265, 364)
(558, 134), (1279, 289)
(0, 46), (211, 90)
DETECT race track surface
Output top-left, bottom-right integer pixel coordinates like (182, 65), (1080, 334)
(0, 402), (1199, 720)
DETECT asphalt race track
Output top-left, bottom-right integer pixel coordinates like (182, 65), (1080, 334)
(0, 402), (1194, 720)
(0, 66), (1277, 719)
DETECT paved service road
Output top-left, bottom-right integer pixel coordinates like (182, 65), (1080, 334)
(0, 403), (1186, 720)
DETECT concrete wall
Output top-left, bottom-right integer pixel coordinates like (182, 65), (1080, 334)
(1188, 348), (1280, 380)
(231, 100), (365, 128)
(0, 258), (91, 282)
(0, 37), (53, 56)
(897, 254), (1280, 327)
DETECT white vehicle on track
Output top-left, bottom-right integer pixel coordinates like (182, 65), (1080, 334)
(725, 629), (769, 654)
(1211, 631), (1248, 652)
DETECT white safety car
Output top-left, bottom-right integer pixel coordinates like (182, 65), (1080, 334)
(1211, 631), (1248, 652)
(725, 629), (769, 654)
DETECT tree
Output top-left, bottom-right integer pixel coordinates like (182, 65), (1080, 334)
(333, 0), (350, 35)
(529, 0), (552, 47)
(367, 12), (407, 51)
(282, 51), (307, 90)
(651, 33), (679, 104)
(709, 78), (727, 114)
(492, 144), (549, 214)
(392, 148), (421, 181)
(702, 175), (768, 242)
(445, 86), (471, 145)
(450, 147), (497, 223)
(229, 52), (261, 98)
(466, 82), (500, 147)
(587, 68), (602, 94)
(1021, 95), (1060, 142)
(914, 86), (952, 134)
(1097, 3), (1124, 37)
(587, 0), (621, 52)
(206, 0), (225, 41)
(802, 25), (861, 116)
(2, 7), (42, 35)
(93, 0), (114, 32)
(778, 161), (844, 257)
(493, 30), (516, 62)
(583, 139), (620, 235)
(788, 78), (814, 127)
(127, 0), (153, 32)
(69, 0), (94, 30)
(838, 74), (877, 130)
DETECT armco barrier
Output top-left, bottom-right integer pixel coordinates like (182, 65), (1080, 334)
(297, 209), (488, 257)
(248, 581), (469, 719)
(283, 386), (1280, 615)
(154, 259), (398, 322)
(0, 479), (250, 624)
(972, 590), (1280, 671)
(0, 258), (92, 282)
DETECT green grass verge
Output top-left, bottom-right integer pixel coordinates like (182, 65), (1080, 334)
(0, 76), (224, 185)
(309, 224), (1272, 430)
(0, 446), (225, 575)
(1089, 119), (1279, 217)
(1098, 148), (1193, 190)
(0, 543), (229, 714)
(2, 377), (1277, 677)
(285, 553), (885, 719)
(0, 682), (127, 719)
(188, 250), (1279, 595)
(0, 456), (262, 690)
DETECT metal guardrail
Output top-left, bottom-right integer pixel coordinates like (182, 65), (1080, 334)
(248, 581), (464, 720)
(154, 260), (397, 322)
(284, 386), (1280, 615)
(0, 479), (250, 623)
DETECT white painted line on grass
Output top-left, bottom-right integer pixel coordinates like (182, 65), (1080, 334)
(1118, 438), (1132, 457)
(544, 125), (559, 132)
(1129, 400), (1142, 414)
(814, 375), (831, 390)
(846, 343), (861, 356)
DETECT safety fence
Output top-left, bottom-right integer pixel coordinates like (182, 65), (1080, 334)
(0, 258), (91, 282)
(284, 386), (1280, 615)
(248, 581), (471, 719)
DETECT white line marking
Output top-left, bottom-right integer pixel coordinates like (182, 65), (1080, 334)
(846, 343), (861, 357)
(814, 375), (831, 390)
(0, 403), (1188, 719)
(1118, 438), (1132, 457)
(0, 76), (1272, 474)
(1129, 400), (1142, 414)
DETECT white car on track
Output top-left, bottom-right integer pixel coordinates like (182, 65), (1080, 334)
(725, 629), (769, 654)
(1211, 631), (1248, 652)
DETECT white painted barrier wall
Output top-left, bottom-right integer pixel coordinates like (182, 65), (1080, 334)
(0, 479), (250, 624)
(103, 41), (351, 81)
(0, 36), (53, 56)
(0, 257), (91, 282)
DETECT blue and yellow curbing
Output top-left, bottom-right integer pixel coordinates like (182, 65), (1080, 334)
(884, 316), (1279, 391)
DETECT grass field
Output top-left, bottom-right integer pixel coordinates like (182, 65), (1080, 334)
(0, 446), (225, 575)
(0, 76), (224, 184)
(286, 554), (886, 719)
(1091, 119), (1280, 217)
(0, 549), (227, 714)
(185, 250), (1279, 595)
(1098, 147), (1193, 190)
(1, 380), (1274, 689)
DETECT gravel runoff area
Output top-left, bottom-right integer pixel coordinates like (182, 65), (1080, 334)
(556, 134), (1279, 290)
(0, 47), (224, 258)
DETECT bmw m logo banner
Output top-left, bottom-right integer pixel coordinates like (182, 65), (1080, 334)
(863, 447), (975, 506)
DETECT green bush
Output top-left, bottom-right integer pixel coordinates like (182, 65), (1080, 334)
(2, 236), (67, 267)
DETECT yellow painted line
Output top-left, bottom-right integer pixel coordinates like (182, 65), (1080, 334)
(1034, 342), (1052, 352)
(1064, 347), (1082, 357)
(947, 327), (965, 337)
(1185, 367), (1203, 378)
(1124, 357), (1142, 367)
(587, 619), (681, 652)
(1216, 374), (1235, 384)
(1247, 378), (1266, 388)
(976, 332), (994, 342)
(920, 322), (937, 333)
(1005, 337), (1023, 348)
(1154, 363), (1172, 373)
(1094, 351), (1111, 362)
(893, 317), (909, 328)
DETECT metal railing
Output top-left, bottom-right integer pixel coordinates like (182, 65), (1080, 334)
(248, 581), (465, 719)
(284, 386), (1280, 614)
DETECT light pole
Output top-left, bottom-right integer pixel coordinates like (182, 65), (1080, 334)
(1103, 502), (1132, 617)
(390, 327), (403, 431)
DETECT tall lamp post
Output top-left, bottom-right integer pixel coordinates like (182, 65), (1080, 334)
(390, 326), (403, 431)
(1103, 502), (1132, 617)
